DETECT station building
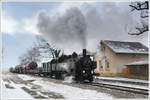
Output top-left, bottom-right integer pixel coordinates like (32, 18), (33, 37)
(94, 40), (148, 80)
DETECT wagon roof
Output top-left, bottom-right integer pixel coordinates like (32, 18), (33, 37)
(101, 40), (148, 54)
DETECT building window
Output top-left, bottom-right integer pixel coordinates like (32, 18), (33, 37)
(106, 60), (110, 69)
(99, 61), (103, 69)
(43, 63), (45, 68)
(43, 63), (45, 71)
(101, 46), (105, 51)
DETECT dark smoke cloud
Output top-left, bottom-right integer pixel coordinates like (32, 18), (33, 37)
(37, 7), (87, 50)
(37, 2), (148, 54)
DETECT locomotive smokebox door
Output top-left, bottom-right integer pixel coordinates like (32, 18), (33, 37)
(83, 49), (86, 57)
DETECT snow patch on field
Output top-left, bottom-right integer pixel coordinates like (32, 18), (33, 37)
(1, 80), (33, 99)
(18, 74), (114, 99)
(34, 80), (113, 99)
(18, 74), (40, 81)
(63, 76), (74, 83)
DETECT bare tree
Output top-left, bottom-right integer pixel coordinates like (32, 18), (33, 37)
(27, 47), (41, 62)
(19, 46), (41, 64)
(19, 54), (28, 64)
(128, 1), (149, 35)
(19, 35), (63, 64)
(35, 36), (63, 59)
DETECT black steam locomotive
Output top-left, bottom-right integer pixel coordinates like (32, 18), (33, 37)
(42, 49), (96, 82)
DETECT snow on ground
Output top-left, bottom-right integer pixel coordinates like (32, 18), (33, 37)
(96, 76), (148, 83)
(18, 74), (114, 99)
(18, 74), (42, 81)
(34, 79), (113, 99)
(1, 80), (33, 99)
(63, 76), (74, 83)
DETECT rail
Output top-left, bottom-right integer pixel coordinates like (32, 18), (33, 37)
(89, 82), (149, 95)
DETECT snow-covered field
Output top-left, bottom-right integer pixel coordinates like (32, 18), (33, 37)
(2, 73), (148, 99)
(2, 75), (33, 99)
(18, 74), (114, 99)
(2, 73), (114, 99)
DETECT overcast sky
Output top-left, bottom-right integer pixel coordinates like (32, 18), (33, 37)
(2, 1), (148, 71)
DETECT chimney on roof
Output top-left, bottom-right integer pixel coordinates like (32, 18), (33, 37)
(83, 49), (86, 57)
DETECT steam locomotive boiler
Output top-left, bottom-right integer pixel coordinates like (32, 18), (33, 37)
(75, 49), (96, 82)
(42, 49), (96, 82)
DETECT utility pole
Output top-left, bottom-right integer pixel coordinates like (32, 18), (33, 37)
(2, 47), (4, 71)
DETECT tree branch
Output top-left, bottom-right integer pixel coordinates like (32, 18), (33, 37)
(128, 1), (149, 35)
(128, 25), (148, 35)
(129, 1), (149, 11)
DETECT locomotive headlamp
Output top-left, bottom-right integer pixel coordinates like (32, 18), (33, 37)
(83, 70), (85, 73)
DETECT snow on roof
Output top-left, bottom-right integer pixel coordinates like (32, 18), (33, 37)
(125, 60), (148, 66)
(101, 40), (148, 54)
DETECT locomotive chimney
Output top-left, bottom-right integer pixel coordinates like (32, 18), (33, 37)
(83, 49), (86, 57)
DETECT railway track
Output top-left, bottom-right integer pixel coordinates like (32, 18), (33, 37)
(95, 78), (148, 86)
(88, 82), (149, 95)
